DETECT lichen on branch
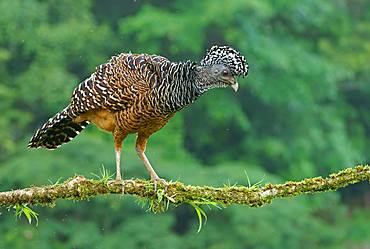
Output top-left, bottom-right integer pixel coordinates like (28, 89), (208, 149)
(0, 165), (369, 211)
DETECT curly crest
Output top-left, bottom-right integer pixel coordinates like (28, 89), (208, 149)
(200, 45), (249, 77)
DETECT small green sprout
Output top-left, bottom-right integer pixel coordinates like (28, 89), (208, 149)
(244, 169), (265, 188)
(91, 164), (114, 184)
(147, 188), (172, 213)
(189, 202), (207, 233)
(47, 177), (62, 186)
(189, 200), (222, 233)
(13, 204), (39, 226)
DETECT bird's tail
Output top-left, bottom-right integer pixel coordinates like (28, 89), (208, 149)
(28, 108), (89, 149)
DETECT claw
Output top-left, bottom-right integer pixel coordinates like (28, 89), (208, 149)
(152, 177), (168, 192)
(122, 179), (137, 194)
(109, 178), (136, 194)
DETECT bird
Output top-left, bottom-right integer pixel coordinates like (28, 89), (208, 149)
(28, 45), (249, 186)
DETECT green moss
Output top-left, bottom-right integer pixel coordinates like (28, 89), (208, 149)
(1, 165), (369, 214)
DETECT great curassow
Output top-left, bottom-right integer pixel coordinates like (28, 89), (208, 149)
(28, 46), (249, 187)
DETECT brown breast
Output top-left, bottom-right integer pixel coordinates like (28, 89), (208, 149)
(74, 105), (174, 136)
(115, 104), (175, 136)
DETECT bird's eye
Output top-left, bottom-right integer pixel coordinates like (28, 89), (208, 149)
(222, 70), (229, 76)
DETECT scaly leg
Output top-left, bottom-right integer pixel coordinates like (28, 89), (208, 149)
(113, 129), (127, 181)
(115, 147), (122, 181)
(136, 134), (167, 189)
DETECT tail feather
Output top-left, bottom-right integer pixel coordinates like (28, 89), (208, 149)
(28, 108), (89, 149)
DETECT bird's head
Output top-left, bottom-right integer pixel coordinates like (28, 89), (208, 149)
(197, 45), (248, 93)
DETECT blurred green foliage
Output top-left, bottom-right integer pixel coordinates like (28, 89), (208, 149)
(0, 0), (369, 248)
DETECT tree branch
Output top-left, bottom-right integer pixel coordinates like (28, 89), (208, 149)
(1, 165), (369, 211)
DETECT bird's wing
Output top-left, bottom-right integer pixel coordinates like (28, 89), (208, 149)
(67, 53), (170, 117)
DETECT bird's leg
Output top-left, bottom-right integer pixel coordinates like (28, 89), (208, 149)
(135, 135), (159, 180)
(136, 134), (167, 190)
(115, 147), (122, 181)
(113, 129), (127, 181)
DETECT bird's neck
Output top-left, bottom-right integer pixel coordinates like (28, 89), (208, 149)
(157, 61), (205, 112)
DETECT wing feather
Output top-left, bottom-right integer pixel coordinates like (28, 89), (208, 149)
(67, 53), (169, 117)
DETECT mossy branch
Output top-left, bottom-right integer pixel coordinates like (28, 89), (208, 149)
(0, 165), (369, 210)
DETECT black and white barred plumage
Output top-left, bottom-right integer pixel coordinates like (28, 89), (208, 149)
(200, 45), (248, 77)
(28, 109), (89, 149)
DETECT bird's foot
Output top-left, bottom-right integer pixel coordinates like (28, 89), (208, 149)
(109, 177), (137, 194)
(121, 179), (137, 194)
(151, 177), (169, 193)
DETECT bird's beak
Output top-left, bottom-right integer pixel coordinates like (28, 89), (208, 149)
(230, 81), (239, 92)
(228, 77), (239, 92)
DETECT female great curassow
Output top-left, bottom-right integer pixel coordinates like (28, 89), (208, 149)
(28, 45), (249, 186)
